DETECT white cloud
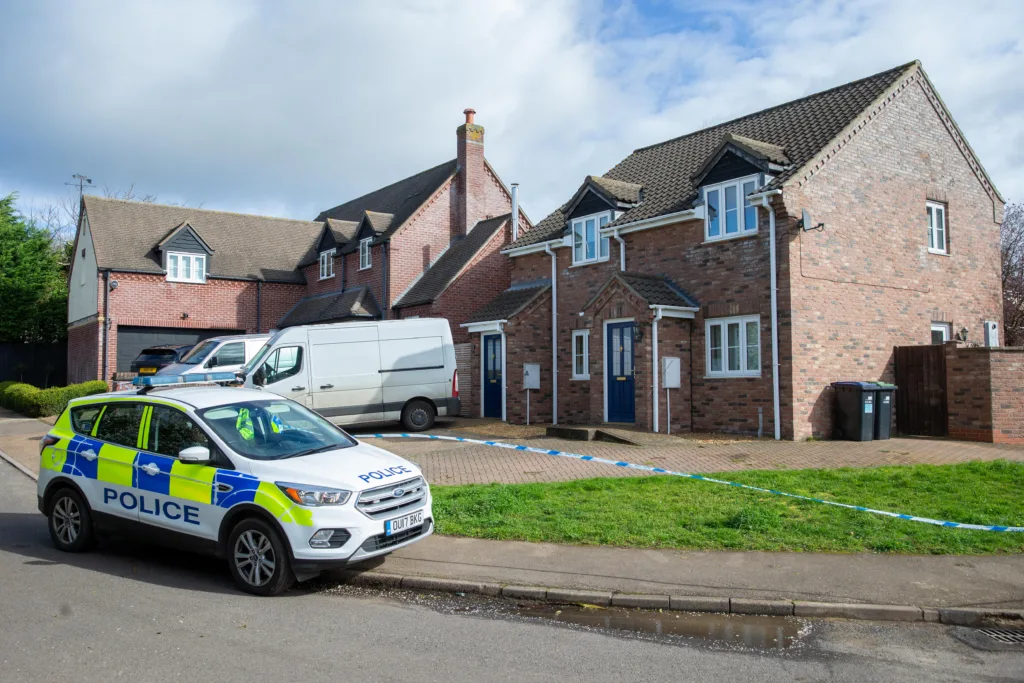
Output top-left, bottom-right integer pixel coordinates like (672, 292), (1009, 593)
(1, 0), (1021, 228)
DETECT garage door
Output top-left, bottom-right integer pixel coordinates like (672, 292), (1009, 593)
(116, 326), (243, 372)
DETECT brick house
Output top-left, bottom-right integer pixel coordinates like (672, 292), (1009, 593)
(464, 61), (1006, 439)
(67, 109), (529, 386)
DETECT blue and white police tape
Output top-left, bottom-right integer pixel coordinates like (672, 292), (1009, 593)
(363, 433), (1024, 533)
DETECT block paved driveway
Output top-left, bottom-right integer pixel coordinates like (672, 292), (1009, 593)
(350, 422), (1024, 486)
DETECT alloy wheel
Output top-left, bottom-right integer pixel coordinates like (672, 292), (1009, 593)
(234, 530), (276, 587)
(53, 497), (81, 545)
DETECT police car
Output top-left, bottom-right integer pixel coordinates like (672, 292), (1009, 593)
(37, 373), (433, 596)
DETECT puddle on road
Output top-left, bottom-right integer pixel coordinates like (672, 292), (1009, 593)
(316, 582), (807, 652)
(514, 604), (799, 650)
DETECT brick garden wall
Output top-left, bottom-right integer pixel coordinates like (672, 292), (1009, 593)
(946, 344), (1024, 444)
(784, 73), (1004, 440)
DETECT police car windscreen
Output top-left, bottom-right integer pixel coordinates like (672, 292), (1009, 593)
(198, 400), (355, 460)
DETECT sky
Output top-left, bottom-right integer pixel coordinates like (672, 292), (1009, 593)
(1, 0), (1022, 229)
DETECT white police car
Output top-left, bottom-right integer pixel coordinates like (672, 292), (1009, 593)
(37, 373), (432, 595)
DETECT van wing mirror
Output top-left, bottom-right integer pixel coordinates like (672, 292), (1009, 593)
(253, 367), (266, 386)
(178, 446), (211, 464)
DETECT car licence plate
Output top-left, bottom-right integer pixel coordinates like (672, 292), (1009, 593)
(385, 510), (424, 536)
(139, 368), (157, 375)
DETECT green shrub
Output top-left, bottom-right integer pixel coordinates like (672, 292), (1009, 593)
(0, 380), (108, 417)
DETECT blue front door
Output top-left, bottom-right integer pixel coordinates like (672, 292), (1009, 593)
(606, 322), (635, 423)
(483, 334), (502, 418)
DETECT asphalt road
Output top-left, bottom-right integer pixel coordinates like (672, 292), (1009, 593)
(1, 460), (1021, 683)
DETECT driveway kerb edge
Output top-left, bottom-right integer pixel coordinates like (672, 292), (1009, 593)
(0, 447), (37, 481)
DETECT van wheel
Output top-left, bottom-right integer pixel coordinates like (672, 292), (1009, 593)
(227, 518), (295, 596)
(401, 400), (435, 432)
(47, 488), (96, 552)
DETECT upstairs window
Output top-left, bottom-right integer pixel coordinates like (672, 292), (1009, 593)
(359, 238), (372, 270)
(167, 252), (206, 284)
(706, 315), (760, 378)
(571, 212), (611, 265)
(704, 175), (759, 242)
(927, 201), (947, 254)
(319, 249), (335, 279)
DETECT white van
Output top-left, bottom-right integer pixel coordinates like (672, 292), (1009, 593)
(241, 319), (460, 431)
(158, 334), (271, 377)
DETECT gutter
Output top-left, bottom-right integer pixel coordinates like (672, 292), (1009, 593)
(599, 206), (703, 238)
(756, 189), (784, 441)
(544, 243), (559, 425)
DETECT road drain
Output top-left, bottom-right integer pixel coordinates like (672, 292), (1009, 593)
(954, 626), (1024, 652)
(515, 604), (801, 651)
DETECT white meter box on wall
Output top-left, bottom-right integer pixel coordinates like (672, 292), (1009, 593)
(661, 357), (680, 389)
(523, 363), (540, 390)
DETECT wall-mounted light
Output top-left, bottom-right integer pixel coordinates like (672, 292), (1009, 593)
(181, 312), (189, 320)
(108, 280), (118, 291)
(958, 326), (969, 341)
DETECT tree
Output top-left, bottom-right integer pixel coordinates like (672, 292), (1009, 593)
(1001, 202), (1024, 347)
(0, 194), (67, 343)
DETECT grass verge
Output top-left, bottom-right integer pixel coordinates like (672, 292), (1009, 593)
(431, 460), (1024, 554)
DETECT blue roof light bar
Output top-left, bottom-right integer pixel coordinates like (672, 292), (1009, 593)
(132, 372), (238, 388)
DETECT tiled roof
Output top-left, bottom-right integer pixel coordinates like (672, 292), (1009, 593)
(588, 175), (643, 204)
(316, 159), (457, 242)
(465, 282), (550, 323)
(722, 133), (791, 165)
(82, 195), (324, 284)
(394, 214), (509, 309)
(617, 272), (698, 308)
(363, 211), (395, 234)
(326, 218), (360, 244)
(509, 62), (915, 249)
(278, 286), (381, 328)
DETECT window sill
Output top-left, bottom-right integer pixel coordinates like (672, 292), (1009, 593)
(359, 266), (372, 271)
(703, 231), (758, 245)
(570, 259), (611, 269)
(318, 274), (335, 281)
(703, 373), (761, 380)
(166, 277), (206, 284)
(928, 249), (950, 256)
(571, 375), (591, 381)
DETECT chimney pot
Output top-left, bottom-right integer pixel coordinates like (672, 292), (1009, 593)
(463, 108), (476, 124)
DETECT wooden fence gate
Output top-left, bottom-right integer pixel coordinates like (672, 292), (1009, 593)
(893, 345), (947, 437)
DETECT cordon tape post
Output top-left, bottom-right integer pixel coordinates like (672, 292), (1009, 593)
(362, 433), (1024, 533)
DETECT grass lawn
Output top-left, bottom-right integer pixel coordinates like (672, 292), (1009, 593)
(431, 460), (1024, 554)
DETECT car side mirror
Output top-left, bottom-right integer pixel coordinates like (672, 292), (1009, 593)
(207, 356), (219, 368)
(178, 446), (210, 464)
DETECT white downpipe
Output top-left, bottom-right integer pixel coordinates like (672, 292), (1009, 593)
(510, 183), (519, 242)
(544, 244), (558, 425)
(612, 229), (626, 271)
(652, 307), (662, 433)
(500, 324), (507, 423)
(761, 193), (782, 440)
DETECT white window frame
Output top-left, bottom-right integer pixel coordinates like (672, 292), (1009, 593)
(319, 248), (335, 280)
(166, 252), (206, 284)
(571, 329), (590, 380)
(931, 322), (952, 344)
(703, 174), (760, 243)
(927, 201), (947, 254)
(705, 314), (761, 378)
(571, 211), (612, 266)
(359, 238), (372, 270)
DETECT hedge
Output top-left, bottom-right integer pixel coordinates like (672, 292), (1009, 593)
(0, 380), (109, 418)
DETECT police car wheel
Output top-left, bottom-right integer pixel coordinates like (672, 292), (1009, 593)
(48, 488), (95, 552)
(227, 518), (294, 596)
(401, 400), (435, 432)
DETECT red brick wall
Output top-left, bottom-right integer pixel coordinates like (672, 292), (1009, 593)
(785, 75), (1004, 439)
(303, 260), (340, 297)
(67, 318), (101, 383)
(72, 272), (305, 381)
(946, 344), (1024, 444)
(389, 181), (455, 307)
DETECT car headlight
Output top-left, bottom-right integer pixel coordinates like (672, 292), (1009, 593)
(277, 482), (351, 506)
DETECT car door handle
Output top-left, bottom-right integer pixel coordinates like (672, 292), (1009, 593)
(292, 386), (306, 392)
(216, 483), (233, 493)
(140, 463), (160, 476)
(320, 384), (334, 389)
(81, 449), (98, 461)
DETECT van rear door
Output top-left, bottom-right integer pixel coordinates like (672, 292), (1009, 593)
(309, 325), (384, 424)
(379, 320), (448, 421)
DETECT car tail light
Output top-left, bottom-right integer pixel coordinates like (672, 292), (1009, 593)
(40, 434), (60, 455)
(452, 369), (459, 398)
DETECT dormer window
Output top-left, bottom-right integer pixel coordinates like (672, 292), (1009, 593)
(167, 252), (206, 283)
(571, 212), (612, 265)
(359, 237), (372, 270)
(319, 249), (335, 279)
(703, 175), (760, 242)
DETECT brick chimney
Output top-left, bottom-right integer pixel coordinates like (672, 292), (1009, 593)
(454, 108), (485, 240)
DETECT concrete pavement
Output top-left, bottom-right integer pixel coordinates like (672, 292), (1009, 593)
(2, 459), (1021, 682)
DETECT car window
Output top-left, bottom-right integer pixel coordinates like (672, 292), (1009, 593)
(94, 403), (145, 448)
(70, 404), (104, 435)
(180, 339), (218, 365)
(211, 342), (245, 367)
(262, 347), (303, 385)
(198, 399), (355, 460)
(147, 405), (213, 458)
